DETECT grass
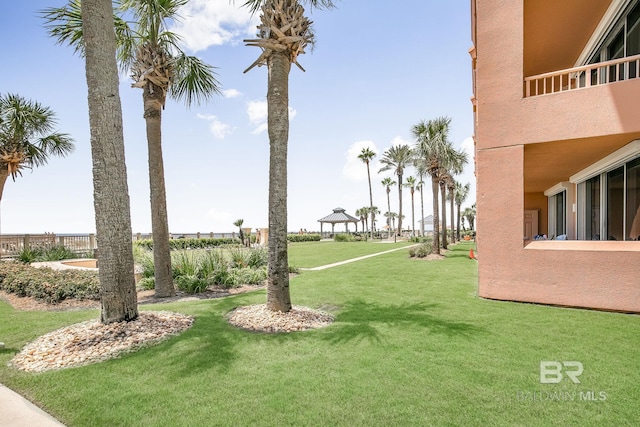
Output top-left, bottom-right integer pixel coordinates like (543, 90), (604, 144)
(288, 240), (412, 268)
(0, 242), (638, 426)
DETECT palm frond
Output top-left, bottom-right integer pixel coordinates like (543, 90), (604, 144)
(169, 53), (221, 107)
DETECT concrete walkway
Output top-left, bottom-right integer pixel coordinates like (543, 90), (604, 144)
(300, 244), (418, 271)
(0, 384), (65, 426)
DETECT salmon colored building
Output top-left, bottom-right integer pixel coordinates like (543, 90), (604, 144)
(471, 0), (640, 312)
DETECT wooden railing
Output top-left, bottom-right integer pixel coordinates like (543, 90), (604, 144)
(525, 53), (640, 97)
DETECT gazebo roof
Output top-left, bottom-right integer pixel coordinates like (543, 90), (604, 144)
(318, 207), (359, 224)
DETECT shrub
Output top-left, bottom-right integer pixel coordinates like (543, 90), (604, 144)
(287, 234), (321, 242)
(334, 233), (354, 242)
(0, 262), (99, 303)
(247, 247), (268, 268)
(136, 277), (155, 291)
(175, 275), (208, 294)
(410, 241), (434, 258)
(16, 245), (83, 264)
(133, 237), (239, 251)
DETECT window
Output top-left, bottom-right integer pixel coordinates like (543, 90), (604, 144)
(582, 0), (640, 84)
(573, 144), (640, 241)
(548, 191), (566, 238)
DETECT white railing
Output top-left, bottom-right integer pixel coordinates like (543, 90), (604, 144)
(525, 53), (640, 97)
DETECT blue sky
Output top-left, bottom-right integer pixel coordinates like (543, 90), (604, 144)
(0, 0), (474, 234)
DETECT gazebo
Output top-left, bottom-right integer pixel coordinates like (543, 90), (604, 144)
(318, 207), (359, 237)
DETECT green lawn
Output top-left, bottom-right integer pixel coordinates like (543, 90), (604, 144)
(0, 242), (638, 426)
(288, 240), (412, 268)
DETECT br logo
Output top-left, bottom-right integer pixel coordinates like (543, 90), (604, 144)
(540, 361), (584, 384)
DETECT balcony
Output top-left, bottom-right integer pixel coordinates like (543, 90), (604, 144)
(524, 53), (640, 97)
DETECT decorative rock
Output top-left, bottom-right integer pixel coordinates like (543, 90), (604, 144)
(10, 311), (193, 373)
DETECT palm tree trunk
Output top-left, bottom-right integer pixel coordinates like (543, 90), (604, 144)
(450, 192), (455, 244)
(397, 175), (403, 236)
(431, 176), (440, 254)
(0, 167), (9, 203)
(143, 85), (174, 298)
(456, 202), (462, 241)
(82, 0), (138, 323)
(411, 190), (415, 237)
(440, 181), (448, 249)
(386, 189), (391, 237)
(366, 163), (374, 239)
(266, 51), (292, 312)
(420, 186), (425, 237)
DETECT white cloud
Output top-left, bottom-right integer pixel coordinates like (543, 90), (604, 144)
(246, 100), (297, 134)
(390, 135), (412, 147)
(460, 136), (475, 159)
(197, 113), (232, 139)
(342, 140), (379, 182)
(171, 0), (259, 52)
(222, 88), (242, 98)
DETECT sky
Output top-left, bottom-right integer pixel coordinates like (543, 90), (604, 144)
(0, 0), (475, 234)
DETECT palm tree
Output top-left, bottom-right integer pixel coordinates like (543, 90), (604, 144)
(355, 207), (367, 233)
(404, 176), (417, 237)
(379, 144), (412, 237)
(438, 169), (450, 249)
(243, 0), (334, 312)
(463, 205), (476, 231)
(0, 94), (74, 203)
(412, 117), (453, 255)
(80, 0), (137, 323)
(381, 177), (395, 235)
(234, 218), (245, 245)
(447, 177), (457, 243)
(358, 147), (376, 239)
(384, 211), (398, 237)
(455, 182), (470, 241)
(44, 0), (221, 298)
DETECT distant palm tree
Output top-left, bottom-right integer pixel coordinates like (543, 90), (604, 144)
(381, 177), (395, 233)
(44, 0), (222, 298)
(384, 211), (398, 237)
(463, 205), (476, 231)
(234, 218), (245, 245)
(358, 147), (376, 239)
(0, 93), (74, 203)
(455, 182), (470, 241)
(414, 161), (427, 237)
(379, 144), (413, 236)
(355, 208), (367, 233)
(412, 117), (454, 254)
(404, 176), (417, 237)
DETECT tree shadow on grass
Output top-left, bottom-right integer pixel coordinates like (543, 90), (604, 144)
(323, 299), (484, 345)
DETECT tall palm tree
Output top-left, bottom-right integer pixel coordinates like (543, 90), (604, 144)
(381, 177), (395, 235)
(0, 94), (74, 203)
(412, 117), (453, 255)
(455, 182), (470, 241)
(404, 176), (417, 237)
(358, 147), (376, 239)
(80, 0), (137, 323)
(438, 151), (468, 248)
(384, 211), (398, 236)
(243, 0), (334, 312)
(447, 177), (457, 243)
(413, 159), (427, 237)
(44, 0), (221, 298)
(379, 144), (412, 237)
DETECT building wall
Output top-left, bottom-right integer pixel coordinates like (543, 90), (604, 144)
(474, 0), (640, 312)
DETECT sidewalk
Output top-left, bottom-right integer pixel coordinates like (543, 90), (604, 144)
(300, 244), (418, 271)
(0, 384), (65, 426)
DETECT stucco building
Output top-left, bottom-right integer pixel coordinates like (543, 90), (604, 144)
(471, 0), (640, 312)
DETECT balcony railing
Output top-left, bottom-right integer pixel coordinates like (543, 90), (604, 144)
(525, 53), (640, 97)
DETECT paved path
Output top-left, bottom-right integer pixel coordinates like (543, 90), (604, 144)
(0, 384), (65, 426)
(300, 244), (418, 271)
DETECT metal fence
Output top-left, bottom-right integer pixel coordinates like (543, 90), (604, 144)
(0, 232), (240, 257)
